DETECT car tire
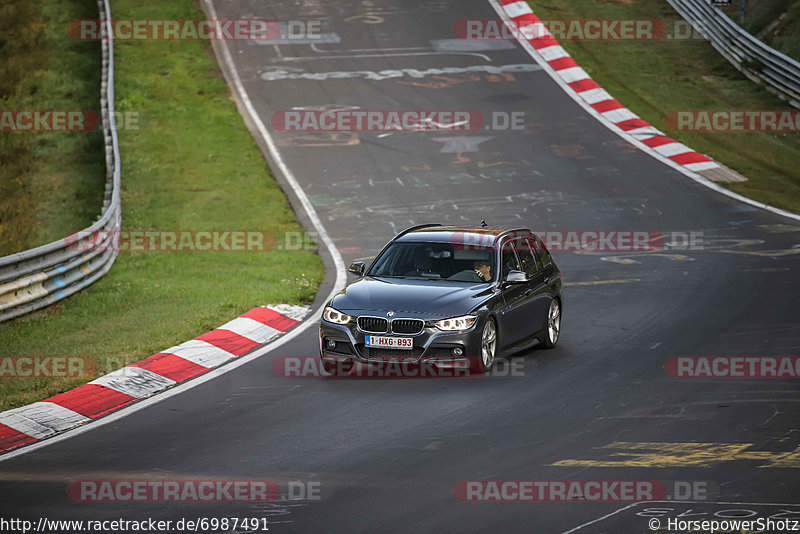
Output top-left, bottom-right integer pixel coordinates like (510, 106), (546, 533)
(477, 318), (498, 373)
(541, 298), (561, 349)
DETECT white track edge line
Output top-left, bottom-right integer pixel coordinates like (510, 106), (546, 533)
(488, 0), (800, 223)
(0, 0), (347, 463)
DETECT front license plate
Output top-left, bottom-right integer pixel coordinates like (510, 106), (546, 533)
(365, 335), (413, 350)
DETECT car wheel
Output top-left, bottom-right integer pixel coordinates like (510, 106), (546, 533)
(479, 318), (497, 372)
(541, 298), (561, 349)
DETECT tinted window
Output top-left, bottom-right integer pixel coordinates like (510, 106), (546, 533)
(531, 236), (552, 267)
(515, 238), (540, 277)
(500, 239), (520, 280)
(369, 241), (496, 282)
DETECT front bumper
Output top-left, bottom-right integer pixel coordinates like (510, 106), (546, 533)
(319, 316), (483, 368)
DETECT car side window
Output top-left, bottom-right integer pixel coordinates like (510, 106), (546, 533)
(524, 238), (543, 272)
(531, 236), (552, 267)
(500, 239), (520, 280)
(514, 238), (540, 277)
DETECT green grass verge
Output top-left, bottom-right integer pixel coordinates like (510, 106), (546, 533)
(0, 0), (324, 411)
(0, 0), (105, 256)
(755, 2), (800, 60)
(527, 0), (800, 213)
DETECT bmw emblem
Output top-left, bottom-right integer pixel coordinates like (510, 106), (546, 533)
(387, 311), (396, 318)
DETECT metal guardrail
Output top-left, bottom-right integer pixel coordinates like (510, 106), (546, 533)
(666, 0), (800, 108)
(0, 0), (121, 323)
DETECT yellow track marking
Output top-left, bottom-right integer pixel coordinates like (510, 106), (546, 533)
(552, 442), (800, 468)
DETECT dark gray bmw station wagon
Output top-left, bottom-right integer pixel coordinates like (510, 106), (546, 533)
(319, 224), (562, 375)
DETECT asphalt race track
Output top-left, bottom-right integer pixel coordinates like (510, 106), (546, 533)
(2, 1), (799, 532)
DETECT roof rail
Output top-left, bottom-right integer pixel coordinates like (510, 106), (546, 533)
(394, 223), (442, 239)
(497, 228), (531, 239)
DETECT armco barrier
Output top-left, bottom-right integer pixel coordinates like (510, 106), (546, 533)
(0, 0), (121, 323)
(666, 0), (800, 108)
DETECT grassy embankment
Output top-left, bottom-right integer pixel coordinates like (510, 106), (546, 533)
(0, 0), (324, 410)
(0, 0), (104, 256)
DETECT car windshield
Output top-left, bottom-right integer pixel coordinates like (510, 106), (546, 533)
(368, 241), (495, 282)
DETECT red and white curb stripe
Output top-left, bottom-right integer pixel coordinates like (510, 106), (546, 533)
(496, 0), (720, 174)
(0, 304), (308, 454)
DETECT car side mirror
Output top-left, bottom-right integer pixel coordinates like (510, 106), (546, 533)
(504, 270), (527, 285)
(348, 261), (365, 276)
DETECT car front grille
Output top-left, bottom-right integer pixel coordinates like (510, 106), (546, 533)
(391, 319), (424, 335)
(358, 316), (388, 333)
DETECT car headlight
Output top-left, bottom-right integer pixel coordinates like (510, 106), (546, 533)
(434, 315), (477, 331)
(323, 306), (352, 325)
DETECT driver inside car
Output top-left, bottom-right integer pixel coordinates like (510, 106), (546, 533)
(446, 257), (492, 282)
(474, 259), (491, 282)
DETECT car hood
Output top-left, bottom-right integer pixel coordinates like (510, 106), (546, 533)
(330, 277), (493, 319)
